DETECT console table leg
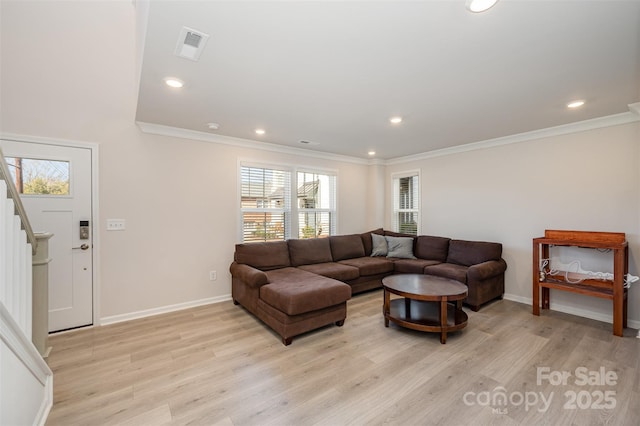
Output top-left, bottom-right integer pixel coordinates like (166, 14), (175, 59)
(542, 287), (550, 309)
(623, 291), (628, 329)
(533, 241), (540, 315)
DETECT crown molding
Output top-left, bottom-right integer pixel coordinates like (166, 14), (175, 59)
(385, 107), (640, 165)
(138, 105), (640, 168)
(136, 122), (370, 165)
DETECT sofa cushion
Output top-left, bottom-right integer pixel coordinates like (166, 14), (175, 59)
(415, 236), (451, 262)
(234, 241), (291, 271)
(370, 233), (388, 257)
(288, 238), (333, 266)
(329, 234), (366, 261)
(424, 263), (468, 284)
(338, 256), (394, 276)
(360, 228), (384, 256)
(298, 262), (360, 281)
(393, 258), (441, 274)
(447, 240), (502, 267)
(385, 236), (416, 259)
(261, 269), (351, 315)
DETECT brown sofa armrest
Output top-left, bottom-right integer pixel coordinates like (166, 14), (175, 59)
(229, 262), (269, 288)
(467, 259), (507, 281)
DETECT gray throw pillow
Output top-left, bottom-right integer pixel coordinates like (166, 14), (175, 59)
(370, 233), (388, 257)
(385, 236), (416, 259)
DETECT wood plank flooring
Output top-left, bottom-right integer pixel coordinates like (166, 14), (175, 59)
(45, 291), (640, 425)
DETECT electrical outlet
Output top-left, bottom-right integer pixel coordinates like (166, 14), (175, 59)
(209, 271), (217, 281)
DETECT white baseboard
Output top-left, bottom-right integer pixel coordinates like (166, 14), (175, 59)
(98, 292), (640, 331)
(99, 294), (232, 326)
(503, 293), (640, 330)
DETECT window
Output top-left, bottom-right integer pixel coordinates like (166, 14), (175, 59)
(5, 156), (70, 195)
(392, 172), (419, 235)
(240, 165), (291, 242)
(297, 171), (336, 238)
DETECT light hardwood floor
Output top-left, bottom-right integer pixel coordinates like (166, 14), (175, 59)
(45, 291), (639, 426)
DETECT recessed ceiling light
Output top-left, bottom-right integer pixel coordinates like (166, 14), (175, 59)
(466, 0), (499, 13)
(164, 77), (184, 88)
(207, 123), (220, 130)
(368, 151), (376, 156)
(567, 100), (585, 109)
(255, 129), (266, 135)
(390, 116), (403, 124)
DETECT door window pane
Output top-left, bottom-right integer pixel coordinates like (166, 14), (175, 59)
(5, 156), (70, 195)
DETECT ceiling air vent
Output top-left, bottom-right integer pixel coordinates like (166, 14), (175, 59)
(174, 26), (209, 61)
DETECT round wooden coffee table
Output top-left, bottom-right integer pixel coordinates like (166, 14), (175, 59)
(382, 274), (468, 343)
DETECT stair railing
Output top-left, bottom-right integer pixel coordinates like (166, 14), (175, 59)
(0, 146), (37, 336)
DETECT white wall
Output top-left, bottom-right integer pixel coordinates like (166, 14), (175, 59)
(0, 1), (372, 320)
(1, 0), (639, 329)
(386, 122), (640, 326)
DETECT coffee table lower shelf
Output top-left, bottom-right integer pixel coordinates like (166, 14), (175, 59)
(385, 299), (468, 342)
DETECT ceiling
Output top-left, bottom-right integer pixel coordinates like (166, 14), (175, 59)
(135, 1), (640, 160)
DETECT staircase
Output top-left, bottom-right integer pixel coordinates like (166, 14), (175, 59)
(0, 147), (53, 426)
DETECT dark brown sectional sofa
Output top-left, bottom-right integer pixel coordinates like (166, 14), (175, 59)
(230, 229), (506, 345)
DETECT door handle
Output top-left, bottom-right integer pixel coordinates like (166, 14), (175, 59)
(72, 244), (90, 251)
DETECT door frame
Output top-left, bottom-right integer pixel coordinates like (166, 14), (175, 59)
(0, 132), (101, 328)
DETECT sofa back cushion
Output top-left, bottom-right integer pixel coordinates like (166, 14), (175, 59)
(288, 238), (333, 266)
(385, 236), (416, 259)
(330, 234), (366, 261)
(447, 239), (502, 267)
(234, 241), (291, 271)
(384, 230), (416, 238)
(360, 228), (384, 256)
(415, 236), (451, 262)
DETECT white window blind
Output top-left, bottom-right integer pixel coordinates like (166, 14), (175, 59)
(241, 165), (291, 242)
(297, 171), (336, 238)
(392, 173), (419, 235)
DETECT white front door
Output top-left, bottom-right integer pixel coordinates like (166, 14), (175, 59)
(0, 140), (93, 332)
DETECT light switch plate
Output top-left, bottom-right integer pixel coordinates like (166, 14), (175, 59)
(107, 219), (126, 231)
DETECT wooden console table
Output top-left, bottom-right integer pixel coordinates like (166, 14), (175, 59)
(532, 230), (628, 336)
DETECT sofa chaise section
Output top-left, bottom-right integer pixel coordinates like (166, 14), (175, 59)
(231, 240), (351, 345)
